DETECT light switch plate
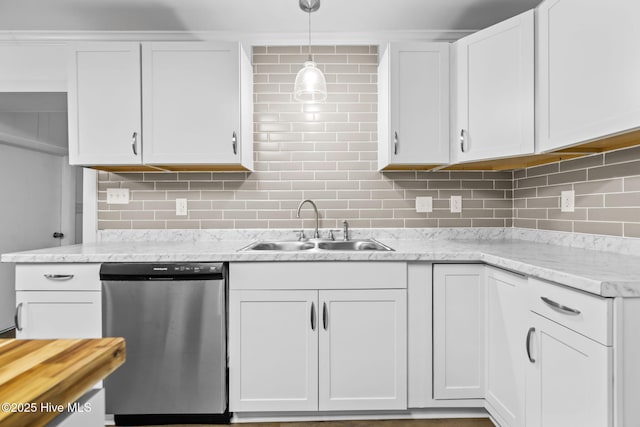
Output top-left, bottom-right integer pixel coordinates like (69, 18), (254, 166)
(176, 198), (188, 216)
(416, 197), (433, 213)
(561, 190), (575, 212)
(106, 188), (130, 205)
(450, 195), (462, 213)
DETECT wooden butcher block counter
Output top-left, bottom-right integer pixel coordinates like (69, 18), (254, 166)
(0, 338), (125, 427)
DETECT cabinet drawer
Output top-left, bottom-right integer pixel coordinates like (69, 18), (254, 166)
(529, 278), (612, 345)
(16, 264), (101, 291)
(230, 262), (407, 290)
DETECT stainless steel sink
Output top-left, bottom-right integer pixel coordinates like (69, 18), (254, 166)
(241, 239), (394, 252)
(316, 240), (393, 251)
(247, 241), (315, 251)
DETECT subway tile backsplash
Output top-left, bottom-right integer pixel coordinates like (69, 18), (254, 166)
(97, 45), (640, 238)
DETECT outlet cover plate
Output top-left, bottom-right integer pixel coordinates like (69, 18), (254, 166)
(176, 198), (188, 216)
(106, 188), (130, 205)
(561, 190), (575, 212)
(450, 195), (462, 213)
(416, 196), (433, 213)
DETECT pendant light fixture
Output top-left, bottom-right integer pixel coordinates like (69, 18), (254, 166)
(293, 0), (327, 103)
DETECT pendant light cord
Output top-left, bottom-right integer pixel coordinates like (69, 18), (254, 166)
(308, 8), (312, 61)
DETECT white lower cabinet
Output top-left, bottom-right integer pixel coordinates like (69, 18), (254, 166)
(319, 289), (407, 411)
(485, 267), (526, 427)
(15, 291), (101, 339)
(229, 288), (406, 412)
(525, 312), (612, 427)
(228, 262), (407, 413)
(48, 389), (105, 427)
(525, 278), (613, 427)
(433, 264), (485, 400)
(229, 290), (318, 412)
(14, 263), (101, 339)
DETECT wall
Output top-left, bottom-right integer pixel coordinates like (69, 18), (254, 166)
(97, 45), (513, 230)
(514, 145), (640, 238)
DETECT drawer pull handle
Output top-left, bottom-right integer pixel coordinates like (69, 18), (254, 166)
(526, 327), (535, 363)
(541, 296), (581, 315)
(44, 274), (75, 281)
(310, 302), (316, 331)
(14, 303), (23, 331)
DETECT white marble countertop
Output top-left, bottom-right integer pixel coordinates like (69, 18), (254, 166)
(2, 235), (639, 297)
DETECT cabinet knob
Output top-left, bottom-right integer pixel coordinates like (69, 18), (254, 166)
(53, 232), (64, 239)
(460, 129), (466, 153)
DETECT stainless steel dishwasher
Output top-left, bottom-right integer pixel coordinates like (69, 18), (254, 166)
(100, 262), (228, 425)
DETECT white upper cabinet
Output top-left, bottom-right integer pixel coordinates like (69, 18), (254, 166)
(536, 0), (640, 152)
(142, 42), (251, 168)
(378, 42), (450, 170)
(68, 42), (142, 166)
(452, 10), (534, 164)
(68, 41), (253, 170)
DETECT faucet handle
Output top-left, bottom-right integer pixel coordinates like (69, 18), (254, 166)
(294, 229), (306, 241)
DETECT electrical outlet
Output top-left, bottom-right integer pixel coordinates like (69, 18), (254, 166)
(416, 196), (433, 213)
(450, 195), (462, 213)
(176, 198), (188, 216)
(561, 190), (575, 212)
(106, 188), (130, 205)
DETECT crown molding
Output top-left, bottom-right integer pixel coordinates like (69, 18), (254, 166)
(0, 29), (473, 44)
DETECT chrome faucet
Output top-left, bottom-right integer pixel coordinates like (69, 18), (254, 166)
(296, 199), (320, 239)
(343, 220), (350, 241)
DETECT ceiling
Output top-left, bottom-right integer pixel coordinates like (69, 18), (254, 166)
(0, 0), (541, 35)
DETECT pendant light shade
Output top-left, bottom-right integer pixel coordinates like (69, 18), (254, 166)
(294, 0), (327, 103)
(294, 60), (327, 103)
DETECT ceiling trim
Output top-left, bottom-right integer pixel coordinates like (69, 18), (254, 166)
(0, 30), (472, 44)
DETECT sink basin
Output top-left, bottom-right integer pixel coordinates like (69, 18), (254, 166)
(248, 241), (315, 251)
(241, 239), (393, 252)
(316, 240), (392, 251)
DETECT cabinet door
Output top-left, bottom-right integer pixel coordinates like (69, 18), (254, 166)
(67, 43), (142, 165)
(142, 42), (241, 165)
(536, 0), (640, 152)
(452, 10), (534, 163)
(433, 264), (485, 400)
(485, 268), (526, 427)
(526, 312), (612, 427)
(15, 291), (101, 339)
(319, 289), (407, 411)
(229, 290), (318, 412)
(378, 43), (449, 169)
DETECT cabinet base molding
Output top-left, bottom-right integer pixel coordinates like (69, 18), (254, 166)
(231, 408), (490, 424)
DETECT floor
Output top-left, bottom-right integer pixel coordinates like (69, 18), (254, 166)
(118, 421), (494, 427)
